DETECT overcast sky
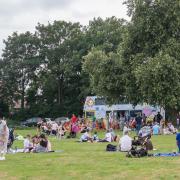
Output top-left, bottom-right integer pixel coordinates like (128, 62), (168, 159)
(0, 0), (129, 56)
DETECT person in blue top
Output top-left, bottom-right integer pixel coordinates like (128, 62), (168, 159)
(92, 131), (99, 142)
(176, 133), (180, 153)
(152, 122), (160, 135)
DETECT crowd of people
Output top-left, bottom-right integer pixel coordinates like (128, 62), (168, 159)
(0, 111), (180, 160)
(23, 134), (51, 153)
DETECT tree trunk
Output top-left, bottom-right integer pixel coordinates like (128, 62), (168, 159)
(57, 76), (63, 105)
(21, 78), (25, 110)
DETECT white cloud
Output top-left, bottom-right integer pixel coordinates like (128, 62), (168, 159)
(0, 0), (129, 56)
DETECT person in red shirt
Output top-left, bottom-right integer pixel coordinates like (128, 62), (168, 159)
(71, 114), (77, 124)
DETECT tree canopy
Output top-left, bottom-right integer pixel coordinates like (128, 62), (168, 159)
(0, 0), (179, 120)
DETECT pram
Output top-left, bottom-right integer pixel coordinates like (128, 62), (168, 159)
(127, 126), (153, 157)
(7, 128), (15, 151)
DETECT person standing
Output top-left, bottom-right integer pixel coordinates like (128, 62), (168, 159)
(176, 132), (180, 153)
(71, 114), (77, 124)
(142, 113), (147, 125)
(135, 113), (142, 135)
(92, 116), (96, 130)
(0, 113), (9, 160)
(156, 112), (163, 124)
(120, 114), (125, 131)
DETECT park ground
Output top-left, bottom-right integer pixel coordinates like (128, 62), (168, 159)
(0, 129), (180, 180)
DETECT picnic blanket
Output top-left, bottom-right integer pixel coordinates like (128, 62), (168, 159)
(154, 152), (180, 157)
(8, 149), (63, 154)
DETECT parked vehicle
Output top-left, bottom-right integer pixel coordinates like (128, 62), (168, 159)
(20, 117), (42, 127)
(54, 117), (69, 124)
(44, 118), (53, 122)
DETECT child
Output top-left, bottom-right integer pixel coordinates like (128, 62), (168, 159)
(57, 124), (65, 140)
(23, 135), (33, 152)
(92, 131), (99, 142)
(80, 130), (93, 142)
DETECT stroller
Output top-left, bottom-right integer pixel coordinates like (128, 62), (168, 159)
(7, 128), (15, 152)
(127, 126), (153, 158)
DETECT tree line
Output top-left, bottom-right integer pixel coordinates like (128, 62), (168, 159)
(0, 0), (179, 120)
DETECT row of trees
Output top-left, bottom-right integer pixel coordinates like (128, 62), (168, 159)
(0, 17), (126, 119)
(0, 0), (179, 120)
(84, 0), (180, 117)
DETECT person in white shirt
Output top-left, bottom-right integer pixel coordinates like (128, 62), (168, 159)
(57, 124), (65, 140)
(23, 135), (33, 152)
(123, 123), (131, 135)
(0, 115), (9, 160)
(99, 130), (112, 142)
(168, 122), (177, 134)
(80, 130), (93, 142)
(51, 122), (58, 135)
(118, 130), (132, 152)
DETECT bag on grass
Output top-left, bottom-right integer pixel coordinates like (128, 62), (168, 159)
(106, 144), (117, 152)
(127, 147), (148, 158)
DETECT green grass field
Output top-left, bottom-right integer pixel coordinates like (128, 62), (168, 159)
(0, 129), (179, 180)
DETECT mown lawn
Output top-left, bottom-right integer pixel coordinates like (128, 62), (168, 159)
(0, 129), (179, 180)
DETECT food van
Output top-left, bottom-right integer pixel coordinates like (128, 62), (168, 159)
(83, 96), (164, 120)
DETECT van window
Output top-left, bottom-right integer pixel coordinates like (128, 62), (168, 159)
(130, 110), (142, 117)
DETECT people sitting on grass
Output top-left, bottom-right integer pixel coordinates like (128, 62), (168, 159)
(92, 131), (99, 142)
(80, 130), (93, 142)
(32, 135), (39, 148)
(118, 130), (132, 152)
(22, 134), (52, 153)
(80, 122), (87, 133)
(98, 130), (112, 142)
(167, 122), (177, 134)
(109, 128), (117, 142)
(33, 134), (48, 153)
(41, 122), (51, 135)
(152, 122), (160, 135)
(138, 124), (152, 138)
(23, 135), (33, 152)
(163, 122), (177, 135)
(123, 123), (131, 135)
(33, 134), (51, 153)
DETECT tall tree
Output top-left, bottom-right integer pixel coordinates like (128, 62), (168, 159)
(83, 49), (125, 103)
(85, 16), (126, 53)
(1, 32), (40, 110)
(83, 17), (127, 102)
(31, 21), (88, 116)
(122, 0), (180, 111)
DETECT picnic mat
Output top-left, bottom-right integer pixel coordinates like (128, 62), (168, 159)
(154, 152), (180, 157)
(8, 149), (64, 154)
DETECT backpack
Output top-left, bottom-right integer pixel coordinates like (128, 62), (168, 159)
(106, 144), (117, 151)
(127, 147), (148, 158)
